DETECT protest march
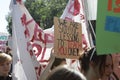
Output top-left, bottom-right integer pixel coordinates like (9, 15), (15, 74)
(0, 0), (120, 80)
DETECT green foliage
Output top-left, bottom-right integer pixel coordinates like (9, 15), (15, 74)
(6, 0), (68, 35)
(6, 14), (12, 35)
(25, 0), (68, 29)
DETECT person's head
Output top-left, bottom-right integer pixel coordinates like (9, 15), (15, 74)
(0, 53), (12, 76)
(5, 46), (12, 57)
(100, 54), (113, 79)
(51, 58), (66, 70)
(46, 65), (86, 80)
(79, 48), (113, 80)
(112, 53), (120, 79)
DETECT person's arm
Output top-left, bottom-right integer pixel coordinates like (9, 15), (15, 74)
(39, 49), (55, 80)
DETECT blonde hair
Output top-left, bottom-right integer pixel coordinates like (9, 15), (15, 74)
(0, 53), (12, 63)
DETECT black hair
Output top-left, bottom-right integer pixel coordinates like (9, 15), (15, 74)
(46, 65), (86, 80)
(51, 58), (66, 70)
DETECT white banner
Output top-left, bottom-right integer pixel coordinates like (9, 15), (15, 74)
(11, 0), (92, 80)
(83, 0), (98, 20)
(47, 0), (92, 71)
(11, 0), (54, 80)
(44, 0), (91, 52)
(60, 0), (92, 50)
(11, 3), (38, 80)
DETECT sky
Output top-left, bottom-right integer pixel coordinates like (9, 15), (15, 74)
(0, 0), (11, 34)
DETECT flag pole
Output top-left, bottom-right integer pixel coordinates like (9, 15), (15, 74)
(82, 0), (96, 47)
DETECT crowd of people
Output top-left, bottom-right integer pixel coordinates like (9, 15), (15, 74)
(0, 45), (120, 80)
(0, 44), (120, 80)
(44, 47), (119, 80)
(79, 47), (119, 80)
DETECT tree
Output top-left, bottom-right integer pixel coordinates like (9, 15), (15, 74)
(6, 0), (68, 35)
(25, 0), (68, 29)
(6, 13), (12, 35)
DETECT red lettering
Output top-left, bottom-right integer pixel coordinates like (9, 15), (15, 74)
(58, 47), (64, 55)
(114, 0), (120, 12)
(33, 24), (47, 44)
(16, 0), (22, 4)
(65, 17), (73, 22)
(35, 66), (41, 80)
(108, 0), (120, 13)
(21, 13), (33, 38)
(68, 41), (81, 49)
(58, 46), (67, 55)
(32, 43), (42, 57)
(68, 41), (73, 48)
(108, 0), (112, 11)
(74, 0), (80, 15)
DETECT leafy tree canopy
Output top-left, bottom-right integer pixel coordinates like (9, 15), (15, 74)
(6, 0), (68, 35)
(25, 0), (68, 29)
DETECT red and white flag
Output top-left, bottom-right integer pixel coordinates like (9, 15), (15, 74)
(11, 0), (54, 80)
(46, 0), (92, 72)
(60, 0), (92, 50)
(11, 0), (92, 80)
(50, 0), (92, 50)
(59, 0), (93, 71)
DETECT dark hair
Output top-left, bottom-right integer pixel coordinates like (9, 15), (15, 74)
(79, 48), (102, 73)
(79, 48), (114, 78)
(46, 65), (86, 80)
(51, 58), (66, 70)
(99, 54), (113, 77)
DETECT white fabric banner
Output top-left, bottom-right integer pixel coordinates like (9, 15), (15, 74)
(11, 3), (38, 80)
(60, 0), (92, 50)
(11, 0), (54, 80)
(50, 0), (93, 52)
(57, 0), (92, 72)
(83, 0), (98, 20)
(11, 0), (93, 80)
(47, 0), (93, 72)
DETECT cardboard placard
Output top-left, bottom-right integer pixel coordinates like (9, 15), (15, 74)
(54, 17), (82, 59)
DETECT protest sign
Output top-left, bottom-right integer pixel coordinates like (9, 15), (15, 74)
(0, 32), (8, 52)
(96, 0), (120, 55)
(54, 17), (82, 59)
